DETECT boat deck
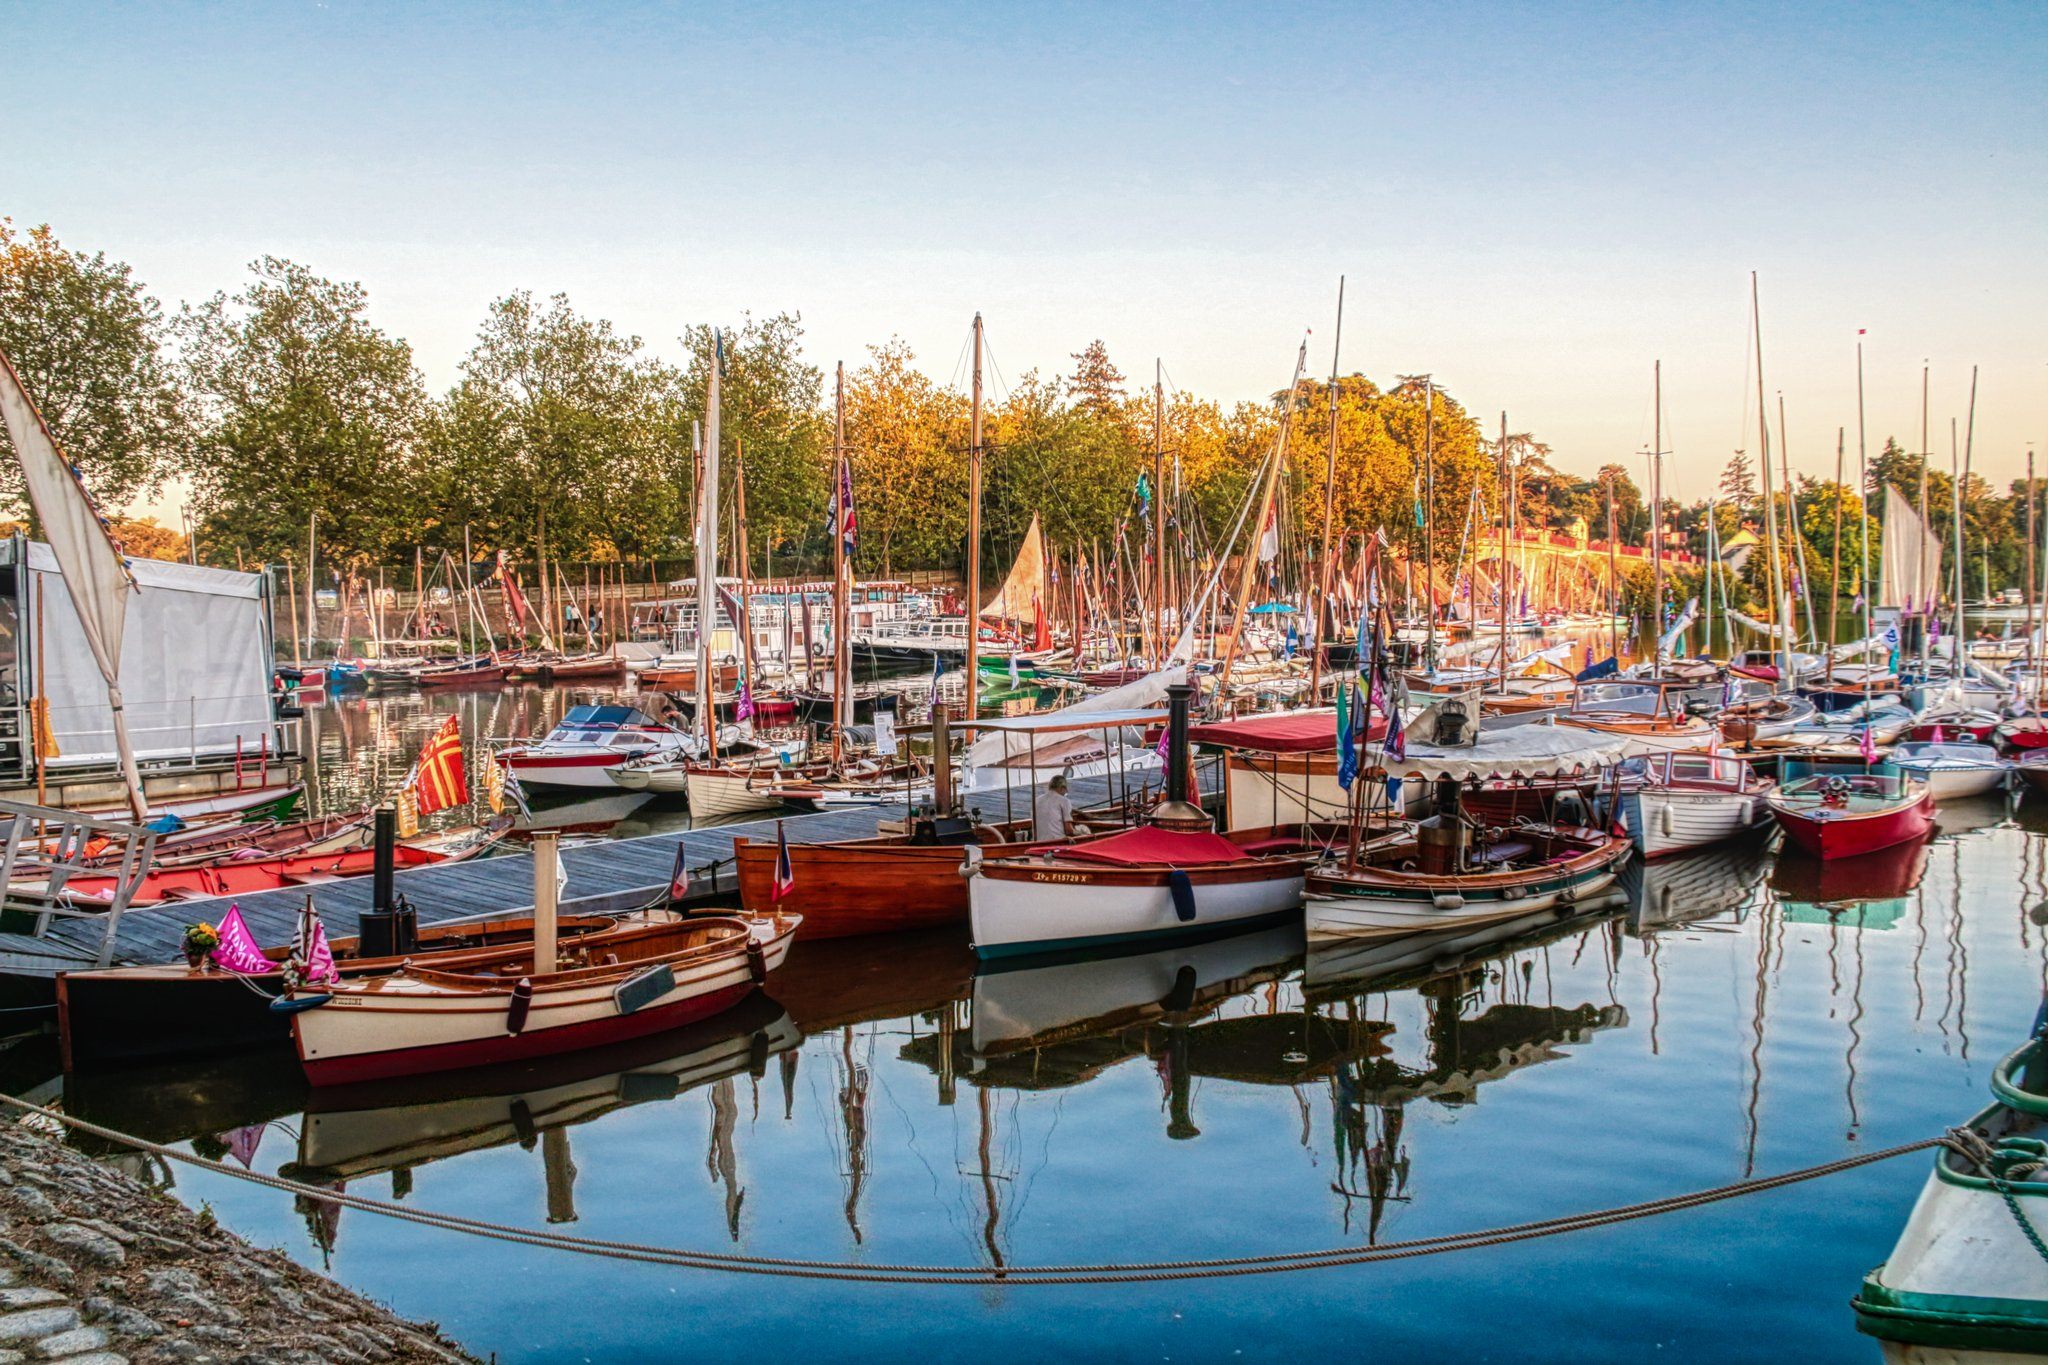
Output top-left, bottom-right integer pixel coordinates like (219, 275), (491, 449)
(0, 762), (1219, 977)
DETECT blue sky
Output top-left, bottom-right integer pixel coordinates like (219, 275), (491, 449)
(10, 1), (2046, 507)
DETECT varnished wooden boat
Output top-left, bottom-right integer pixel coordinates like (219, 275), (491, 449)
(733, 817), (1026, 938)
(56, 910), (639, 1069)
(415, 655), (513, 688)
(287, 913), (800, 1084)
(637, 661), (741, 691)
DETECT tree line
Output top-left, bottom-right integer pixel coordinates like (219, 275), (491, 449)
(1, 216), (2036, 622)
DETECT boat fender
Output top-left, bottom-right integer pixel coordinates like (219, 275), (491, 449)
(958, 846), (984, 879)
(510, 1098), (538, 1146)
(268, 993), (330, 1014)
(1660, 805), (1675, 837)
(1168, 869), (1198, 923)
(1432, 893), (1464, 911)
(506, 978), (534, 1035)
(747, 1030), (771, 1078)
(746, 940), (769, 986)
(1162, 964), (1199, 1012)
(1557, 881), (1576, 905)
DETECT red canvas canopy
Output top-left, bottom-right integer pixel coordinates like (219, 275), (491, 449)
(1186, 709), (1387, 754)
(1061, 826), (1250, 867)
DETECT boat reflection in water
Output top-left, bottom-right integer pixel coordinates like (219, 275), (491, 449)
(1621, 838), (1774, 935)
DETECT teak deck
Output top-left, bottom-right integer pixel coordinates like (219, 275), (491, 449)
(0, 761), (1220, 978)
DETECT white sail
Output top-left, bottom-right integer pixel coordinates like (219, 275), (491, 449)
(980, 512), (1047, 622)
(0, 347), (147, 817)
(964, 664), (1185, 770)
(1880, 485), (1943, 611)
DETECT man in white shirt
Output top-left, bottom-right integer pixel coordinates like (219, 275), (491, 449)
(1033, 773), (1078, 843)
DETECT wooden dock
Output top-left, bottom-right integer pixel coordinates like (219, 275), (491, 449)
(0, 762), (1219, 978)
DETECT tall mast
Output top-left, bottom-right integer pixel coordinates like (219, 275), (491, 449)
(1153, 358), (1167, 666)
(1955, 366), (1978, 667)
(1856, 337), (1872, 695)
(2029, 448), (2039, 708)
(1606, 470), (1619, 663)
(734, 438), (759, 708)
(1218, 340), (1309, 690)
(1312, 277), (1344, 702)
(965, 315), (983, 722)
(1651, 359), (1665, 671)
(1828, 427), (1845, 675)
(1750, 274), (1787, 690)
(1917, 362), (1930, 672)
(831, 363), (849, 767)
(699, 331), (722, 757)
(1423, 377), (1436, 670)
(1497, 411), (1510, 690)
(306, 511), (319, 662)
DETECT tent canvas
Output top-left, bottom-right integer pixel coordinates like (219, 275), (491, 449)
(24, 542), (279, 767)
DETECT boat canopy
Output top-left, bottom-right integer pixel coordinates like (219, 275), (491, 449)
(1188, 709), (1338, 754)
(1061, 826), (1249, 866)
(561, 705), (653, 727)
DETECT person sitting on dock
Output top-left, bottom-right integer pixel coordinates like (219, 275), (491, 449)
(1034, 773), (1078, 843)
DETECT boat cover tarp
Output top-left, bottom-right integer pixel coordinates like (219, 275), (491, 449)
(1061, 826), (1250, 866)
(1367, 722), (1628, 782)
(965, 665), (1185, 769)
(1188, 709), (1339, 754)
(24, 542), (277, 767)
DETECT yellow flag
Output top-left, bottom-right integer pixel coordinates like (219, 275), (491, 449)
(396, 785), (419, 839)
(30, 698), (57, 761)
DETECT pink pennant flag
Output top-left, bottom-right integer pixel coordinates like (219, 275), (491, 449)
(210, 905), (272, 975)
(304, 918), (340, 985)
(219, 1123), (267, 1170)
(1858, 723), (1878, 765)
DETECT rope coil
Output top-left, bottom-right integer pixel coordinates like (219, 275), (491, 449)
(0, 1091), (1939, 1285)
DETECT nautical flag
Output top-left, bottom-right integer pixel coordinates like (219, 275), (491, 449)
(1033, 591), (1050, 651)
(736, 672), (755, 721)
(1135, 472), (1152, 518)
(1585, 643), (1595, 669)
(1384, 708), (1407, 762)
(220, 1123), (267, 1170)
(1283, 622), (1297, 661)
(499, 761), (531, 819)
(210, 905), (272, 975)
(1258, 500), (1280, 562)
(1858, 722), (1878, 765)
(500, 552), (531, 631)
(1155, 721), (1171, 760)
(830, 458), (858, 554)
(666, 842), (690, 902)
(1008, 652), (1021, 687)
(770, 820), (796, 902)
(1723, 675), (1742, 708)
(292, 901), (340, 986)
(1852, 592), (1866, 612)
(483, 749), (507, 814)
(404, 715), (469, 816)
(1336, 683), (1357, 790)
(931, 651), (944, 686)
(1385, 775), (1402, 811)
(1929, 723), (1945, 744)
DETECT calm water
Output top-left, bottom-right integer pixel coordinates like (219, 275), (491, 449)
(11, 683), (2047, 1362)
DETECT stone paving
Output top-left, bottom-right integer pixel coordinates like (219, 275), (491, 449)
(0, 1118), (476, 1365)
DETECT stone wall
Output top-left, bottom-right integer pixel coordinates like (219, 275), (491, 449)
(0, 1117), (477, 1365)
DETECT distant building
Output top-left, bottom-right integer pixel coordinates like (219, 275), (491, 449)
(1719, 527), (1761, 572)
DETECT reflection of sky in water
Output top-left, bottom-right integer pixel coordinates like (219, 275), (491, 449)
(45, 790), (2043, 1362)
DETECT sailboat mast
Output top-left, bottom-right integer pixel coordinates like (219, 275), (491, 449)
(831, 363), (849, 767)
(965, 315), (984, 723)
(1607, 471), (1619, 662)
(1750, 274), (1787, 691)
(1423, 378), (1436, 669)
(1917, 362), (1930, 672)
(1828, 428), (1845, 675)
(1312, 277), (1344, 702)
(734, 439), (759, 705)
(1218, 340), (1308, 690)
(699, 331), (722, 758)
(1498, 411), (1510, 691)
(1651, 359), (1664, 670)
(1153, 359), (1167, 666)
(307, 511), (319, 662)
(2029, 449), (2039, 709)
(1857, 338), (1872, 696)
(1955, 366), (1978, 664)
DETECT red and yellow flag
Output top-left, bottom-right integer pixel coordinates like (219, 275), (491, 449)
(406, 715), (469, 816)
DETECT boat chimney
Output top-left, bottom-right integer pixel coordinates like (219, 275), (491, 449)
(931, 703), (953, 815)
(1151, 682), (1210, 831)
(358, 806), (402, 958)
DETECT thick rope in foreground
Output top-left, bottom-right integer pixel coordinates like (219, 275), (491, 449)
(0, 1091), (1937, 1285)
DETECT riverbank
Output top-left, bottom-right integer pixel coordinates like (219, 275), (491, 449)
(0, 1116), (475, 1364)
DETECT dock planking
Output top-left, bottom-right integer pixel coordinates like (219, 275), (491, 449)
(0, 761), (1220, 976)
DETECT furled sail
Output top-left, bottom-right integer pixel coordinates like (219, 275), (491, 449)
(0, 347), (147, 818)
(1879, 485), (1943, 611)
(980, 512), (1047, 622)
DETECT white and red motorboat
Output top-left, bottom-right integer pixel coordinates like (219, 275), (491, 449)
(287, 913), (800, 1085)
(1765, 761), (1936, 860)
(499, 705), (698, 791)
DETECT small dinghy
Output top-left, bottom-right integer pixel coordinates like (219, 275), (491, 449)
(1620, 752), (1776, 858)
(287, 913), (800, 1084)
(1888, 741), (2013, 801)
(1853, 1019), (2048, 1354)
(1716, 693), (1816, 744)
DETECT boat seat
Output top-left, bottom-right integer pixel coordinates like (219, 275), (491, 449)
(1474, 840), (1532, 864)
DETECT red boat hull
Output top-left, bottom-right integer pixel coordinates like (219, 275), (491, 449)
(298, 981), (758, 1085)
(1772, 790), (1935, 860)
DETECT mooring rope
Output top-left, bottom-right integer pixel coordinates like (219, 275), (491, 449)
(0, 1091), (1939, 1285)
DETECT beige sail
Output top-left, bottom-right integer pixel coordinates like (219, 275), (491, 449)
(979, 512), (1046, 622)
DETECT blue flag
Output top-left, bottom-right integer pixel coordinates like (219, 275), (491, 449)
(1336, 683), (1357, 791)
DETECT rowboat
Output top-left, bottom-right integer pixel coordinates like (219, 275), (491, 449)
(1303, 819), (1632, 939)
(1765, 762), (1936, 860)
(287, 913), (801, 1084)
(965, 825), (1316, 960)
(55, 910), (640, 1069)
(500, 704), (698, 791)
(414, 655), (512, 689)
(506, 651), (629, 683)
(1888, 741), (2012, 800)
(1620, 752), (1775, 858)
(636, 660), (741, 691)
(1555, 680), (1717, 756)
(1852, 1030), (2048, 1354)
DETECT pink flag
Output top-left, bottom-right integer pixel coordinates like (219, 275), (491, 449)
(1858, 724), (1878, 765)
(210, 905), (272, 975)
(304, 918), (340, 985)
(219, 1123), (267, 1170)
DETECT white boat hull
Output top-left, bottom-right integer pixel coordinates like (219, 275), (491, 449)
(683, 769), (791, 818)
(1305, 868), (1624, 939)
(968, 860), (1303, 958)
(1900, 766), (2010, 801)
(1624, 788), (1771, 858)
